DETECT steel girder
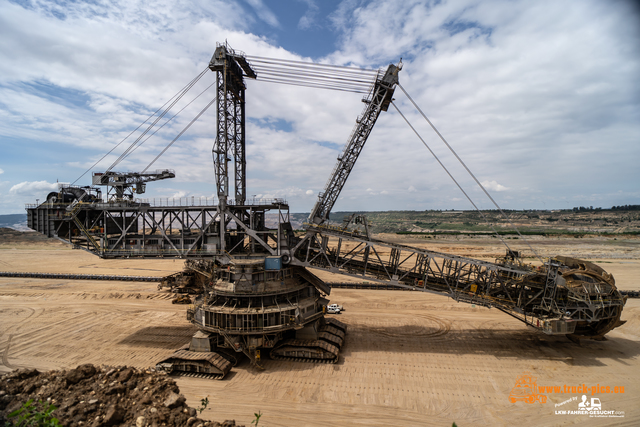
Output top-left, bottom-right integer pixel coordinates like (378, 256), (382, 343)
(309, 64), (400, 225)
(290, 225), (625, 328)
(210, 44), (250, 205)
(37, 202), (285, 259)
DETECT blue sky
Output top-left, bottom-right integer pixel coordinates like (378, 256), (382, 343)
(0, 0), (639, 215)
(241, 0), (343, 57)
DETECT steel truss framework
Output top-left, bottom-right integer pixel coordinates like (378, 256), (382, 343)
(25, 44), (625, 339)
(208, 43), (258, 253)
(291, 224), (625, 329)
(30, 200), (288, 260)
(210, 42), (255, 205)
(27, 195), (625, 334)
(309, 63), (400, 224)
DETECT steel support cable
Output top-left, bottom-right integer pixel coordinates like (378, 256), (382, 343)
(256, 74), (371, 87)
(71, 67), (208, 186)
(252, 77), (370, 94)
(251, 64), (377, 81)
(253, 76), (372, 93)
(246, 59), (379, 75)
(251, 68), (376, 93)
(107, 68), (209, 173)
(255, 72), (375, 84)
(107, 69), (207, 172)
(121, 81), (217, 161)
(245, 55), (378, 73)
(391, 101), (518, 257)
(243, 55), (381, 93)
(254, 72), (372, 89)
(247, 56), (378, 93)
(397, 83), (544, 264)
(249, 60), (377, 75)
(250, 73), (375, 89)
(112, 68), (208, 167)
(254, 71), (374, 88)
(141, 95), (218, 174)
(252, 67), (374, 86)
(252, 68), (375, 86)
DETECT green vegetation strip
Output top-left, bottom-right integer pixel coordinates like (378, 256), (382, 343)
(396, 230), (640, 236)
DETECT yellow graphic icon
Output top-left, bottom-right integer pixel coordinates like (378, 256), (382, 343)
(509, 372), (547, 404)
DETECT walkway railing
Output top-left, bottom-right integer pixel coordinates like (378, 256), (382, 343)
(27, 196), (288, 209)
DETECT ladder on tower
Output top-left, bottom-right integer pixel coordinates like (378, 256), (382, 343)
(540, 261), (560, 313)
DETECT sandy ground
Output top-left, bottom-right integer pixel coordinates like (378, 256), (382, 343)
(1, 234), (639, 426)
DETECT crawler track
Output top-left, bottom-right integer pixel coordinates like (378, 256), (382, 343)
(166, 371), (227, 380)
(270, 339), (341, 363)
(270, 318), (348, 364)
(156, 347), (233, 380)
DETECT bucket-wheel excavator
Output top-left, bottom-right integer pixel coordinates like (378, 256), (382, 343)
(26, 42), (626, 379)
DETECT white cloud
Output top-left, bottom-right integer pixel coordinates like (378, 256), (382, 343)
(0, 168), (4, 174)
(322, 0), (640, 210)
(297, 0), (319, 30)
(9, 181), (59, 195)
(245, 0), (280, 28)
(481, 180), (509, 192)
(170, 190), (189, 199)
(0, 0), (638, 215)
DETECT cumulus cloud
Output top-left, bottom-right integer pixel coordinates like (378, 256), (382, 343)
(0, 168), (4, 174)
(170, 190), (189, 199)
(245, 0), (280, 28)
(305, 189), (314, 195)
(323, 0), (640, 210)
(0, 0), (637, 214)
(9, 181), (59, 195)
(298, 0), (319, 30)
(481, 180), (509, 192)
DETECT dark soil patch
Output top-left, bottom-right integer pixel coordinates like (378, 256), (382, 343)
(0, 365), (243, 427)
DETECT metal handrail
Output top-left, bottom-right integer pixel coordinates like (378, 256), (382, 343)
(27, 196), (289, 209)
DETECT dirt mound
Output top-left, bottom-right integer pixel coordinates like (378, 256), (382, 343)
(0, 227), (63, 246)
(0, 228), (33, 238)
(0, 365), (243, 427)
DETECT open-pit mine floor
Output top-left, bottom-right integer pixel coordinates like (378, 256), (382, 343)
(1, 233), (638, 426)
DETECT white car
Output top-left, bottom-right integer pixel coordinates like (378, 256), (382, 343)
(326, 303), (343, 314)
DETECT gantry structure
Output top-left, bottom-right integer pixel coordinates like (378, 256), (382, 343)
(27, 42), (626, 373)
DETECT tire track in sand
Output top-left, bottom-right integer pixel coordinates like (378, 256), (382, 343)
(1, 334), (15, 369)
